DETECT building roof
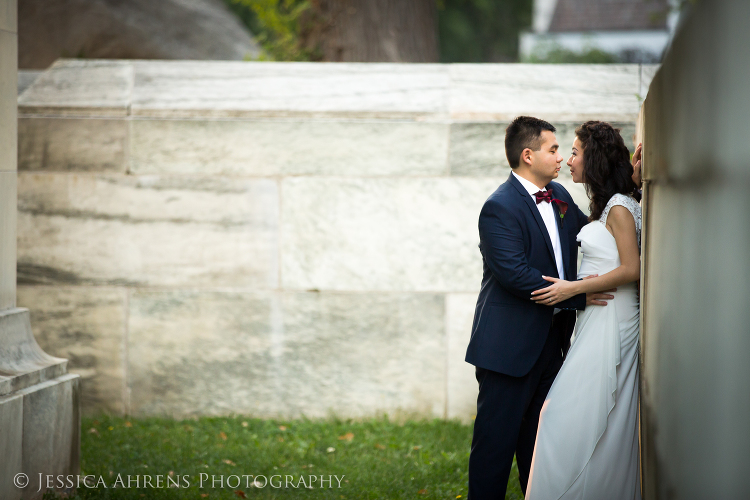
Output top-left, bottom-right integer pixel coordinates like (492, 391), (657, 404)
(549, 0), (669, 32)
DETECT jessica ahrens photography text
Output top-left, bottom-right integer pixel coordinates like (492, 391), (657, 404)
(23, 472), (346, 492)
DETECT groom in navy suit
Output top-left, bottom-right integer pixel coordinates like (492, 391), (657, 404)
(465, 116), (613, 499)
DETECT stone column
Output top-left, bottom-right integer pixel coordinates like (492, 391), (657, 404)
(0, 1), (80, 498)
(639, 0), (750, 498)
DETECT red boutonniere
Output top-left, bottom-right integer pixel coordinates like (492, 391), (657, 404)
(552, 199), (568, 221)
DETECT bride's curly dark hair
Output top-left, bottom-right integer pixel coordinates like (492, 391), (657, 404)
(575, 121), (638, 221)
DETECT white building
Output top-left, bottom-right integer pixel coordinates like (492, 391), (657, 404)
(520, 0), (680, 63)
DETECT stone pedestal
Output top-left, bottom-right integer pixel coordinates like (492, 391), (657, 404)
(0, 308), (80, 499)
(1, 2), (80, 497)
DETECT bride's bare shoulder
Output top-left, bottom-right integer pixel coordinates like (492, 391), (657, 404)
(605, 205), (637, 228)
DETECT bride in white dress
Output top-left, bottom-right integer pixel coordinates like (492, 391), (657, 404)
(526, 121), (642, 500)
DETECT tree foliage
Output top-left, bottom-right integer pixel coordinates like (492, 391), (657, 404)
(437, 0), (532, 62)
(223, 0), (316, 61)
(224, 0), (534, 62)
(527, 47), (620, 64)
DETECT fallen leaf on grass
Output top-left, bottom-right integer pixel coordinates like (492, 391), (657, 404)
(241, 421), (249, 428)
(338, 432), (354, 441)
(200, 495), (209, 498)
(279, 425), (287, 431)
(223, 459), (236, 466)
(234, 491), (247, 498)
(88, 428), (99, 435)
(418, 489), (427, 495)
(375, 443), (386, 450)
(219, 431), (227, 441)
(124, 421), (132, 427)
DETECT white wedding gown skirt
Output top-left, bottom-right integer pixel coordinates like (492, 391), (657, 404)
(526, 221), (641, 500)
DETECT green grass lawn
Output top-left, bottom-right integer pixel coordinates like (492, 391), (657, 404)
(43, 415), (523, 500)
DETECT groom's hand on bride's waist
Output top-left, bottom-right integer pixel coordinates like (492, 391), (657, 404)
(583, 274), (616, 306)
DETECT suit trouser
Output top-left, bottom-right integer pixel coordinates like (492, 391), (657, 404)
(468, 317), (566, 500)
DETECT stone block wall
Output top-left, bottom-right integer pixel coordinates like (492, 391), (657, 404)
(17, 60), (654, 420)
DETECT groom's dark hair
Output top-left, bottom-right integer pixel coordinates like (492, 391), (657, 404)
(505, 116), (556, 169)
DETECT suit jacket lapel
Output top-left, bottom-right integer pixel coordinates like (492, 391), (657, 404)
(508, 173), (555, 262)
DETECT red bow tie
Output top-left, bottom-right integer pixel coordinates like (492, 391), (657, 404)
(535, 189), (553, 204)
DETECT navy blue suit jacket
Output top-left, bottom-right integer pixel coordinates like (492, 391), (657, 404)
(465, 173), (589, 377)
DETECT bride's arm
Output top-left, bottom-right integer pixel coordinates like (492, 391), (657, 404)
(531, 206), (640, 305)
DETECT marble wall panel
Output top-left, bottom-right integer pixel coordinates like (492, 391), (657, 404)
(128, 290), (445, 418)
(449, 64), (641, 121)
(0, 171), (15, 309)
(17, 286), (126, 414)
(281, 177), (500, 293)
(446, 293), (479, 421)
(448, 122), (509, 176)
(18, 118), (128, 172)
(0, 0), (16, 33)
(130, 119), (449, 176)
(127, 290), (278, 417)
(0, 393), (22, 500)
(276, 292), (446, 418)
(18, 60), (133, 116)
(0, 30), (16, 172)
(19, 374), (80, 496)
(131, 61), (449, 118)
(17, 173), (278, 287)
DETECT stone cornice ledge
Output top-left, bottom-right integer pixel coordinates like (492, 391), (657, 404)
(0, 308), (68, 397)
(18, 59), (654, 122)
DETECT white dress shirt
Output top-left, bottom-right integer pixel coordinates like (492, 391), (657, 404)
(512, 172), (565, 281)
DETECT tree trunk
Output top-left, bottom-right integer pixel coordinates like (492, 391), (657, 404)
(302, 0), (439, 62)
